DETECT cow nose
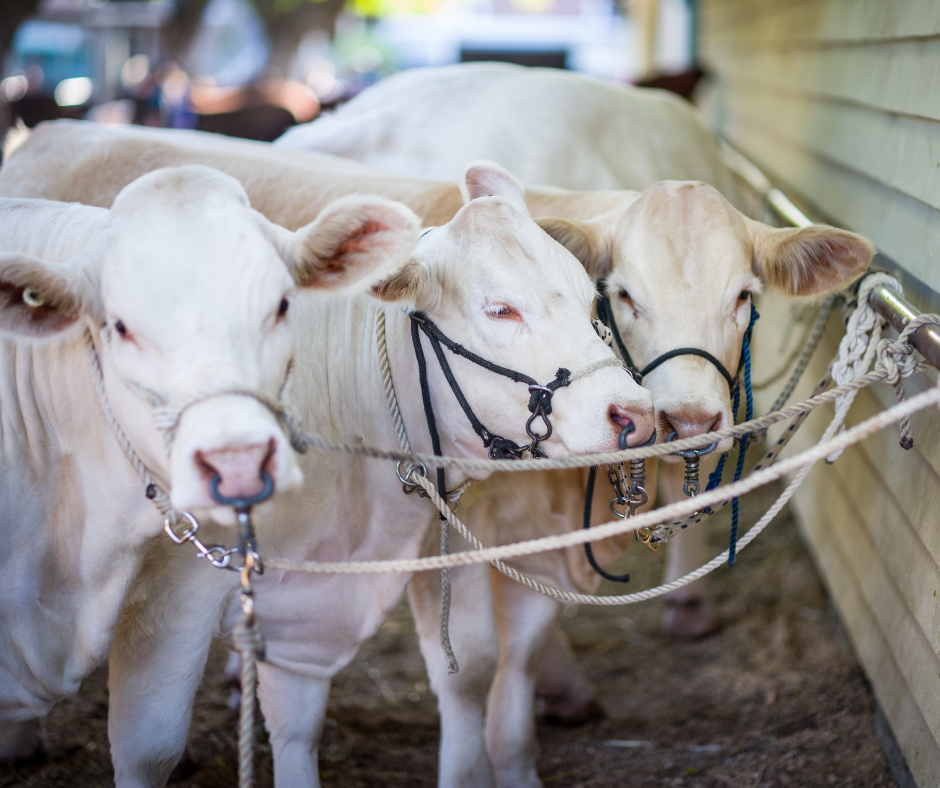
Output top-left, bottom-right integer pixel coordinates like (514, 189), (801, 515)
(609, 404), (655, 447)
(197, 440), (275, 500)
(661, 409), (722, 440)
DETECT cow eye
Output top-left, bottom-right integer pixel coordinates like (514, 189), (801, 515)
(114, 319), (128, 337)
(739, 290), (751, 301)
(618, 289), (630, 300)
(278, 297), (290, 318)
(487, 303), (521, 321)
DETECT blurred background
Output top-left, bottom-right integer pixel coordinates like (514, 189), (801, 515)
(0, 0), (696, 142)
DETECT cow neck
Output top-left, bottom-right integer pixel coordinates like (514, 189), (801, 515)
(0, 333), (148, 524)
(0, 333), (159, 712)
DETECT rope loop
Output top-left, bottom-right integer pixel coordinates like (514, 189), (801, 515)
(874, 312), (940, 451)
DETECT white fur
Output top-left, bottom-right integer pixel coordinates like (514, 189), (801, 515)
(0, 168), (418, 751)
(0, 123), (654, 784)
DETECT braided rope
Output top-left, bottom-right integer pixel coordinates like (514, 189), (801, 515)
(264, 378), (940, 576)
(233, 613), (263, 788)
(84, 329), (179, 522)
(377, 308), (459, 673)
(875, 313), (940, 450)
(291, 368), (896, 473)
(827, 274), (899, 460)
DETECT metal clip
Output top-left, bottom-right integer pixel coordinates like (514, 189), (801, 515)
(667, 430), (717, 516)
(397, 461), (429, 497)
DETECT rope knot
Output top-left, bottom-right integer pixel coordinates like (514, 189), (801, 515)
(876, 337), (914, 387)
(873, 313), (940, 452)
(487, 436), (525, 460)
(592, 318), (613, 347)
(233, 612), (265, 662)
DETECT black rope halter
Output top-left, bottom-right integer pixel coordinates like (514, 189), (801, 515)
(409, 311), (574, 469)
(583, 279), (759, 582)
(595, 279), (737, 390)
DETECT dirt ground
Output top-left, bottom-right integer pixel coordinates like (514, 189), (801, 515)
(0, 476), (899, 788)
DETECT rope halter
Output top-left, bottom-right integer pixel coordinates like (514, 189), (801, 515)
(409, 311), (623, 461)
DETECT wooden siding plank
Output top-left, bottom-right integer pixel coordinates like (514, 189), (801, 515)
(702, 0), (940, 45)
(701, 38), (940, 123)
(826, 440), (940, 657)
(713, 111), (940, 293)
(796, 483), (940, 787)
(715, 86), (940, 213)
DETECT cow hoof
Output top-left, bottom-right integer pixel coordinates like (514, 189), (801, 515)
(662, 597), (720, 639)
(0, 719), (44, 762)
(539, 695), (605, 727)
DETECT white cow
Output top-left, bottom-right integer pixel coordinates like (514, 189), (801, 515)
(277, 62), (875, 786)
(0, 123), (655, 786)
(0, 165), (421, 758)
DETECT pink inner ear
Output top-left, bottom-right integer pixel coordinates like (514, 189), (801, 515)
(324, 220), (388, 270)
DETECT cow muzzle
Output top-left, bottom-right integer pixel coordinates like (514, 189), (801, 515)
(169, 395), (304, 522)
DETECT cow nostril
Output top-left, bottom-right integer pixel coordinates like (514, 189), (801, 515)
(195, 440), (275, 500)
(609, 405), (633, 429)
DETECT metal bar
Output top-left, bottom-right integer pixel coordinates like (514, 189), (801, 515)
(868, 285), (940, 372)
(719, 140), (940, 373)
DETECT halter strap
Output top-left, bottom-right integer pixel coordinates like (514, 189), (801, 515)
(639, 347), (735, 391)
(595, 278), (742, 392)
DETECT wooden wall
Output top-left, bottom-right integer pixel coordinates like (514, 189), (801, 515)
(698, 2), (940, 785)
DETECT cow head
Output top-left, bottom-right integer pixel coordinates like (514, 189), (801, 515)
(370, 162), (654, 458)
(539, 180), (874, 454)
(0, 166), (419, 521)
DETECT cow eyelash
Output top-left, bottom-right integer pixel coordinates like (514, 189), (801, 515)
(486, 304), (522, 321)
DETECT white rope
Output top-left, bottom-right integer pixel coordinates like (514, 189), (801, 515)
(266, 378), (940, 577)
(827, 273), (899, 460)
(376, 308), (459, 673)
(267, 282), (936, 604)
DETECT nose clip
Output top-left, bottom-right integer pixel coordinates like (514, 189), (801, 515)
(209, 470), (272, 618)
(666, 431), (717, 500)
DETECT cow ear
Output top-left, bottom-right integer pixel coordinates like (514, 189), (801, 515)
(460, 161), (528, 213)
(288, 196), (420, 293)
(536, 216), (611, 279)
(0, 252), (98, 339)
(745, 217), (874, 297)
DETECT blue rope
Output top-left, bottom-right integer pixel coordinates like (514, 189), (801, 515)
(703, 304), (760, 567)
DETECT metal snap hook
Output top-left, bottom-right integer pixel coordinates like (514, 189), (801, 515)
(525, 410), (553, 442)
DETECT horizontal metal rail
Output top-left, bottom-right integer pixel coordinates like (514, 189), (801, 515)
(720, 141), (940, 373)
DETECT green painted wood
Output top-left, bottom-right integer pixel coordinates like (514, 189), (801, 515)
(702, 0), (940, 44)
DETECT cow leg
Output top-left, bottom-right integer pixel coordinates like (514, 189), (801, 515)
(257, 662), (330, 788)
(534, 619), (598, 724)
(660, 459), (719, 638)
(0, 718), (43, 760)
(108, 572), (227, 788)
(408, 560), (498, 788)
(485, 571), (558, 788)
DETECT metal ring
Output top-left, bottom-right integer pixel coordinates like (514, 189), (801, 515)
(609, 498), (627, 519)
(208, 470), (274, 510)
(164, 511), (200, 544)
(666, 430), (718, 459)
(396, 461), (427, 486)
